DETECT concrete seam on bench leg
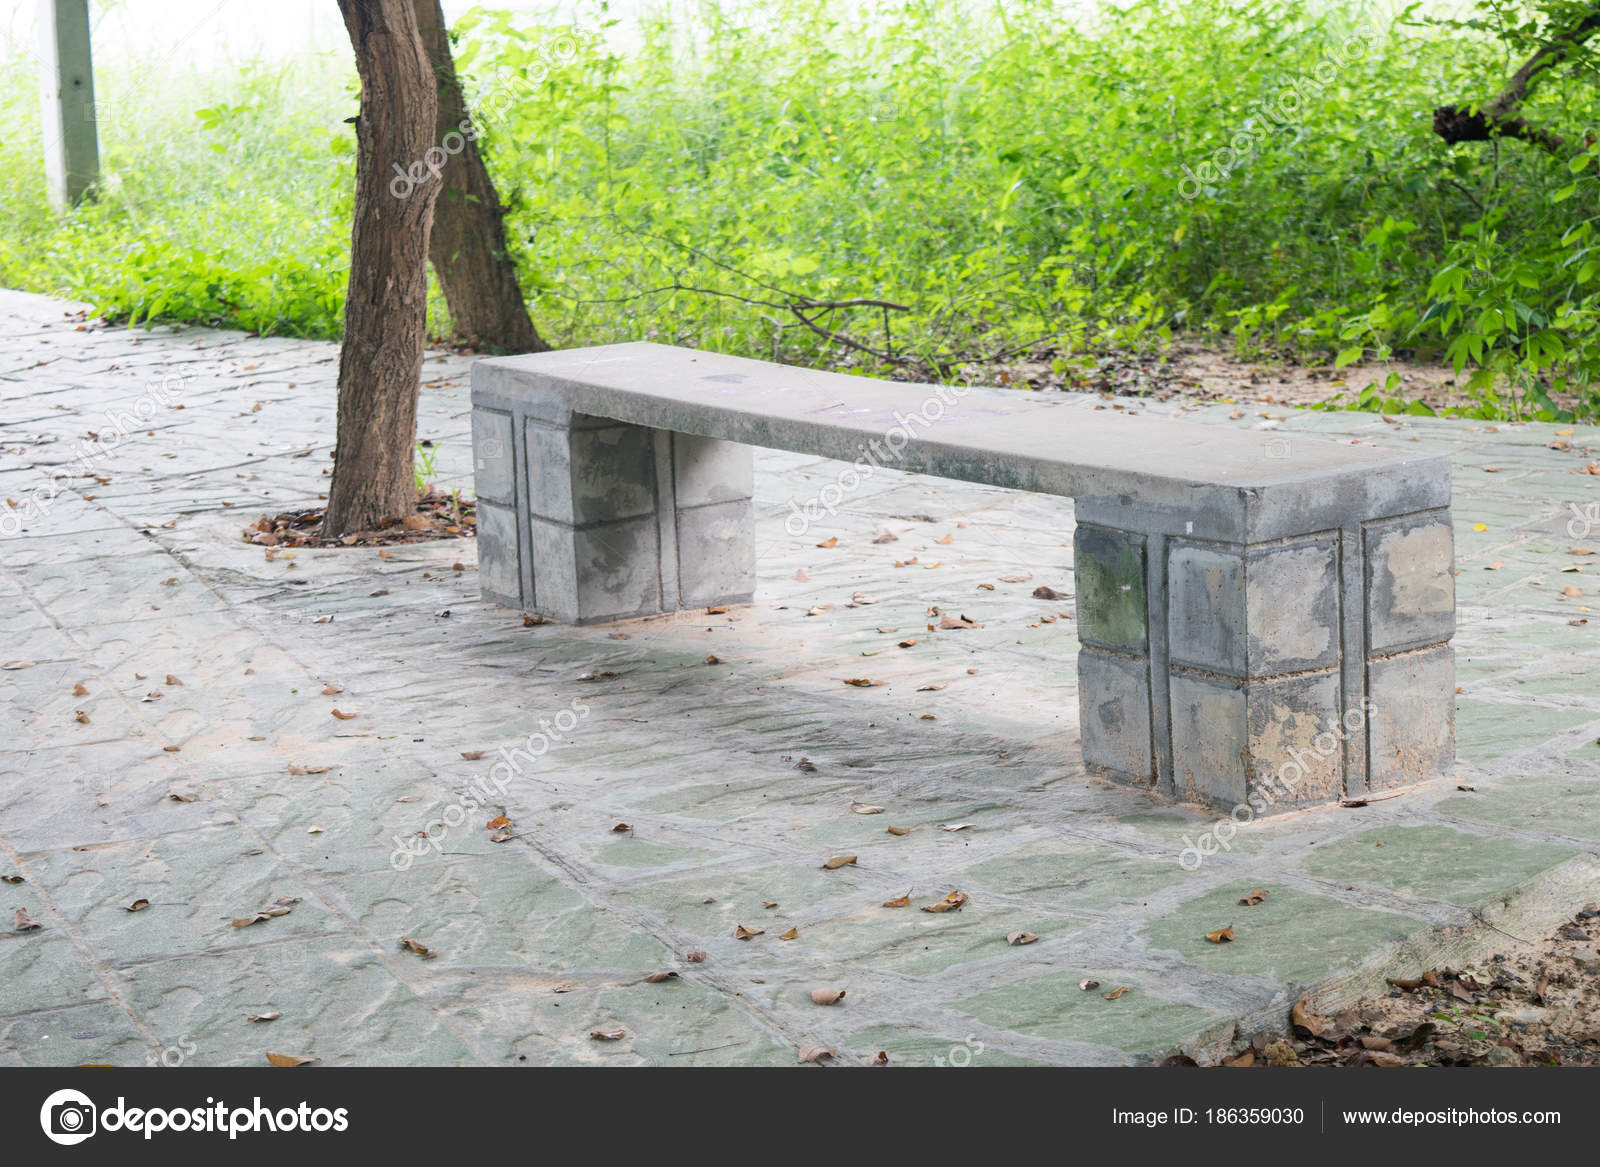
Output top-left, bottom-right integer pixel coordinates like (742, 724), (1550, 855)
(654, 430), (680, 612)
(1145, 531), (1174, 798)
(512, 405), (535, 609)
(1338, 519), (1369, 800)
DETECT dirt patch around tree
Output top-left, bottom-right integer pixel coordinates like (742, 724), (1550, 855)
(242, 488), (475, 549)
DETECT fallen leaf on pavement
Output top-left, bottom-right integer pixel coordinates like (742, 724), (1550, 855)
(779, 928), (799, 940)
(821, 855), (858, 870)
(851, 801), (885, 815)
(1206, 925), (1236, 944)
(1079, 979), (1100, 991)
(887, 825), (910, 836)
(882, 894), (911, 908)
(124, 898), (150, 913)
(248, 1012), (281, 1023)
(1239, 889), (1268, 906)
(734, 924), (764, 939)
(810, 989), (845, 1005)
(797, 1044), (835, 1064)
(922, 891), (967, 913)
(399, 936), (436, 959)
(13, 908), (42, 932)
(1007, 931), (1040, 946)
(590, 1028), (626, 1041)
(1102, 986), (1127, 1000)
(643, 971), (678, 983)
(265, 1053), (316, 1067)
(330, 709), (356, 720)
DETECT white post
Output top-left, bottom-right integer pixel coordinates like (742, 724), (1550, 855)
(38, 0), (99, 208)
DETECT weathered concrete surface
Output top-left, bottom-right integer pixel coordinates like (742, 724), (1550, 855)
(477, 344), (1457, 810)
(2, 288), (1598, 1067)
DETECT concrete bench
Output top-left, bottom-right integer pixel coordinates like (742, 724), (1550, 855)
(471, 342), (1455, 815)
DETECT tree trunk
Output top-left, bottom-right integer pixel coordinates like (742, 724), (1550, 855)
(325, 0), (440, 538)
(412, 0), (547, 353)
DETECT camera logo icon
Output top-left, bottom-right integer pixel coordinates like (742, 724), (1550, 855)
(476, 437), (506, 471)
(40, 1088), (97, 1146)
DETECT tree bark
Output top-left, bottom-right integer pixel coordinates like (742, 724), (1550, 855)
(325, 0), (440, 538)
(1433, 7), (1600, 154)
(412, 0), (547, 353)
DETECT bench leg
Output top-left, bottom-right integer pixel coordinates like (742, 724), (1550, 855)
(472, 406), (755, 624)
(1074, 508), (1455, 815)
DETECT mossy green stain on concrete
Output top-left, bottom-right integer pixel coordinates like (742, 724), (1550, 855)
(958, 973), (1218, 1054)
(1301, 825), (1576, 906)
(1453, 698), (1596, 762)
(1142, 883), (1422, 986)
(964, 840), (1177, 907)
(1076, 530), (1147, 651)
(1437, 773), (1600, 843)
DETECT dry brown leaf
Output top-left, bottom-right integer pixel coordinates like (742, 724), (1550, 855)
(869, 1050), (890, 1066)
(1239, 889), (1268, 906)
(940, 822), (974, 832)
(779, 927), (799, 940)
(938, 615), (980, 629)
(686, 951), (707, 963)
(916, 683), (947, 692)
(124, 898), (150, 913)
(882, 894), (911, 908)
(1079, 979), (1100, 991)
(936, 533), (954, 545)
(248, 1012), (281, 1023)
(842, 678), (881, 687)
(485, 814), (511, 830)
(590, 1028), (626, 1041)
(921, 890), (967, 913)
(399, 936), (436, 959)
(896, 638), (917, 648)
(74, 711), (90, 724)
(820, 855), (858, 870)
(872, 531), (898, 544)
(734, 924), (764, 940)
(1, 661), (35, 670)
(330, 708), (356, 720)
(460, 750), (485, 761)
(851, 801), (885, 815)
(13, 908), (42, 932)
(707, 605), (729, 615)
(71, 682), (88, 697)
(643, 971), (679, 983)
(1007, 931), (1040, 946)
(816, 536), (838, 548)
(886, 825), (910, 836)
(265, 1052), (316, 1067)
(0, 875), (22, 884)
(1564, 585), (1583, 597)
(232, 913), (270, 928)
(167, 792), (196, 803)
(1102, 986), (1128, 1000)
(1290, 997), (1327, 1037)
(797, 1044), (835, 1064)
(165, 674), (182, 686)
(1206, 925), (1236, 944)
(810, 988), (846, 1005)
(1222, 1050), (1256, 1067)
(611, 822), (633, 834)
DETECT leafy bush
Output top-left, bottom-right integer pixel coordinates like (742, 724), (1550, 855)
(2, 0), (1599, 417)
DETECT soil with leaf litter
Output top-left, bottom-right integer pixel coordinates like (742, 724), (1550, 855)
(242, 489), (475, 548)
(1172, 902), (1600, 1067)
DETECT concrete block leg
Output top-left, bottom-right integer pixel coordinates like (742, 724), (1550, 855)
(471, 405), (755, 624)
(1075, 505), (1455, 815)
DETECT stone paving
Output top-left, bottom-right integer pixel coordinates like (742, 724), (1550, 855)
(1, 287), (1598, 1067)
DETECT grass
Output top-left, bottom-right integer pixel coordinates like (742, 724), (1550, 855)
(3, 0), (1600, 418)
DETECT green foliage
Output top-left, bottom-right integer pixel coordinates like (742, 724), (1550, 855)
(2, 0), (1600, 415)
